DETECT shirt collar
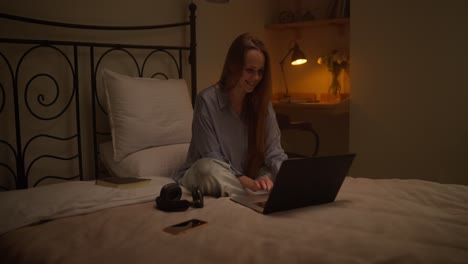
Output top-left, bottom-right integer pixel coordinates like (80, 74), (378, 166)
(215, 84), (230, 110)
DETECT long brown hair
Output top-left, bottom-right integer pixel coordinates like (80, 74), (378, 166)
(219, 33), (272, 178)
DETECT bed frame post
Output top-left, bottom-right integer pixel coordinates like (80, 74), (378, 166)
(73, 45), (84, 181)
(12, 70), (26, 189)
(90, 46), (100, 180)
(189, 2), (197, 106)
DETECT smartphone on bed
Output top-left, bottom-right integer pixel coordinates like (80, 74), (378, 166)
(163, 219), (207, 235)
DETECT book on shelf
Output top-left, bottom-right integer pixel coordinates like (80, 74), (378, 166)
(327, 0), (349, 18)
(344, 0), (350, 17)
(95, 177), (151, 189)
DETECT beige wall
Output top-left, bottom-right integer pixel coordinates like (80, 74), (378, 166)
(196, 0), (274, 90)
(350, 0), (468, 185)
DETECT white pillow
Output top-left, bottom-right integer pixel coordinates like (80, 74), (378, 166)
(103, 69), (193, 161)
(99, 141), (189, 178)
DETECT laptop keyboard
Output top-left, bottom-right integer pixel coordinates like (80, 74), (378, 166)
(254, 201), (267, 208)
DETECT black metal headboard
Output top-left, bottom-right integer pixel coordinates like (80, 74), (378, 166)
(0, 3), (197, 190)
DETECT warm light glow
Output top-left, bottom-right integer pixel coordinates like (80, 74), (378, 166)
(291, 59), (307, 65)
(317, 57), (323, 65)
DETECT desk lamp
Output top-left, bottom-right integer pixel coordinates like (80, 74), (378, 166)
(279, 42), (307, 102)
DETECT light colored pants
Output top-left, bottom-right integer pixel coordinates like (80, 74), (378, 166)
(180, 158), (249, 197)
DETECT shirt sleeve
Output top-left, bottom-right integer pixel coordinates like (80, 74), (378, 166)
(191, 95), (244, 176)
(262, 103), (288, 181)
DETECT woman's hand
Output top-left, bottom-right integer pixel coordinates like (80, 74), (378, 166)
(256, 174), (274, 191)
(238, 175), (274, 192)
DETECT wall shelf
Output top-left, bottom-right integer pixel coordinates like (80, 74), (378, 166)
(265, 17), (349, 30)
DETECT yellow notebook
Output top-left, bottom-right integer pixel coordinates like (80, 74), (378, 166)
(96, 177), (151, 189)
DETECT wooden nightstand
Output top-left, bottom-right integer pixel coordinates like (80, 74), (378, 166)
(274, 99), (349, 157)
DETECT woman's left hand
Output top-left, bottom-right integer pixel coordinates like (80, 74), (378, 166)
(255, 175), (274, 191)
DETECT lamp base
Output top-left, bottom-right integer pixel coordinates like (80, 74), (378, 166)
(279, 95), (291, 103)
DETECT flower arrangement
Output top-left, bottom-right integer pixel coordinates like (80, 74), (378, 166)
(317, 49), (349, 74)
(317, 49), (349, 95)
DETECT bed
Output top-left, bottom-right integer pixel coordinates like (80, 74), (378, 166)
(1, 3), (468, 264)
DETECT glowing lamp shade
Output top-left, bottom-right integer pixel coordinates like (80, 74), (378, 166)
(291, 58), (307, 65)
(290, 46), (307, 65)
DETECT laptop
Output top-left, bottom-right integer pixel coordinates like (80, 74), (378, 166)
(230, 153), (356, 214)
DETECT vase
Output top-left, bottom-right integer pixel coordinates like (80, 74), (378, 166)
(328, 70), (341, 96)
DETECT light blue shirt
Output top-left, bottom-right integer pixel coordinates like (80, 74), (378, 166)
(173, 84), (287, 182)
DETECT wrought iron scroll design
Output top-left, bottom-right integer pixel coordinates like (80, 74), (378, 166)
(0, 52), (15, 190)
(0, 44), (82, 189)
(0, 3), (197, 190)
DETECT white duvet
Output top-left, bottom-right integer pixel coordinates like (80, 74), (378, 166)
(1, 176), (468, 263)
(0, 176), (175, 235)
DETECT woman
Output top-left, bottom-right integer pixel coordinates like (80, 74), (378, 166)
(173, 33), (287, 197)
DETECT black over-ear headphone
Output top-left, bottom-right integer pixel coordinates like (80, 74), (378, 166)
(155, 183), (204, 212)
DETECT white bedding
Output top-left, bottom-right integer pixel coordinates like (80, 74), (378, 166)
(0, 176), (175, 235)
(1, 176), (468, 263)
